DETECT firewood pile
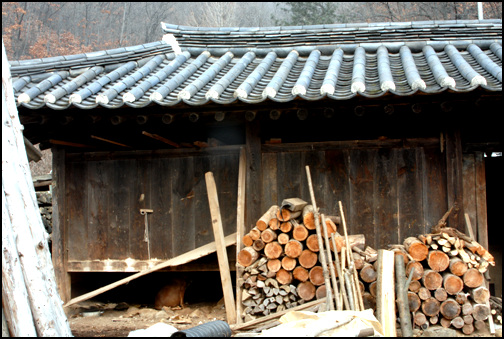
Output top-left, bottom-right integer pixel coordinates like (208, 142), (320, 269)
(237, 198), (377, 321)
(393, 224), (496, 334)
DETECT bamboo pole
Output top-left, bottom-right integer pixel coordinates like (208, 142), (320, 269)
(322, 214), (342, 310)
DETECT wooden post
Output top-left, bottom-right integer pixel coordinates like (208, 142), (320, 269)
(395, 254), (413, 337)
(2, 40), (72, 336)
(376, 249), (396, 337)
(205, 172), (237, 324)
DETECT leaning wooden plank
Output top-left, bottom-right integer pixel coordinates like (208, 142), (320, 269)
(235, 147), (246, 324)
(376, 249), (396, 337)
(64, 232), (237, 307)
(230, 298), (325, 331)
(205, 171), (237, 324)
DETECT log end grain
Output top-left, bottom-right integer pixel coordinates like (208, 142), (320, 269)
(427, 250), (450, 272)
(297, 281), (316, 301)
(238, 247), (259, 267)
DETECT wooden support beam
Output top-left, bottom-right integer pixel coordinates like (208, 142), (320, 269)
(235, 147), (247, 324)
(205, 172), (237, 324)
(64, 232), (237, 307)
(162, 113), (175, 124)
(49, 139), (94, 148)
(445, 128), (464, 230)
(142, 131), (180, 148)
(91, 135), (132, 148)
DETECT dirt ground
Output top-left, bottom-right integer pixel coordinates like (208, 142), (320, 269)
(68, 299), (500, 337)
(68, 300), (228, 337)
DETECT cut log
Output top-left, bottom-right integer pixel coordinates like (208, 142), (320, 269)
(242, 234), (253, 247)
(392, 249), (409, 266)
(440, 317), (452, 328)
(293, 266), (309, 282)
(249, 228), (261, 241)
(238, 247), (259, 267)
(325, 218), (337, 235)
(284, 240), (303, 259)
(418, 287), (431, 300)
(297, 281), (316, 301)
(406, 261), (424, 281)
(281, 256), (297, 271)
(276, 269), (293, 285)
(462, 323), (474, 335)
(440, 298), (461, 320)
(359, 263), (377, 283)
(470, 286), (490, 304)
(427, 250), (450, 272)
(422, 270), (443, 290)
(261, 228), (277, 243)
(298, 249), (318, 269)
(352, 252), (365, 270)
(264, 242), (282, 260)
(269, 218), (280, 231)
(362, 292), (376, 311)
(252, 239), (265, 252)
(308, 266), (325, 286)
(472, 304), (490, 321)
(442, 273), (464, 295)
(256, 205), (279, 231)
(456, 292), (468, 305)
(306, 234), (319, 252)
(463, 268), (484, 288)
(315, 284), (326, 300)
(408, 280), (421, 293)
(434, 288), (448, 302)
(277, 233), (289, 245)
(463, 314), (474, 324)
(449, 257), (468, 276)
(279, 222), (292, 233)
(408, 291), (421, 312)
(292, 224), (309, 241)
(404, 237), (429, 261)
(422, 297), (441, 317)
(451, 316), (464, 329)
(302, 205), (316, 230)
(462, 302), (473, 315)
(429, 315), (439, 325)
(276, 208), (301, 222)
(414, 312), (428, 329)
(267, 259), (281, 273)
(474, 319), (486, 331)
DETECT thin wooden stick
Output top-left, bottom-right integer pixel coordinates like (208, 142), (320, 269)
(141, 131), (180, 148)
(305, 166), (334, 310)
(91, 135), (131, 148)
(332, 235), (350, 310)
(322, 214), (342, 310)
(339, 201), (364, 311)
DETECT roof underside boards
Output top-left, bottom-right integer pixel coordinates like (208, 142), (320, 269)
(9, 20), (502, 111)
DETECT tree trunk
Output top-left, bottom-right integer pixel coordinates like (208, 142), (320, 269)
(297, 281), (316, 301)
(442, 273), (464, 295)
(427, 250), (450, 272)
(238, 247), (259, 267)
(404, 237), (429, 261)
(298, 249), (318, 269)
(440, 298), (461, 320)
(422, 270), (443, 290)
(256, 205), (279, 231)
(284, 240), (303, 258)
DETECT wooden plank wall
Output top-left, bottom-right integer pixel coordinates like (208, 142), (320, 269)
(260, 144), (447, 250)
(65, 151), (240, 262)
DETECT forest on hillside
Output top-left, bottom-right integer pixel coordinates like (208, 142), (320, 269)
(3, 2), (502, 61)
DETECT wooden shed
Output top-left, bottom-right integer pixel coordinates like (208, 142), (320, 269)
(10, 19), (502, 303)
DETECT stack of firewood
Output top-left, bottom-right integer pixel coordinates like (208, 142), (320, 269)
(393, 227), (496, 334)
(237, 199), (378, 320)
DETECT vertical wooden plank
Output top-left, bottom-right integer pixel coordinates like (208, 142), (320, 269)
(51, 147), (71, 302)
(396, 148), (424, 241)
(445, 128), (465, 230)
(261, 152), (278, 211)
(236, 147), (246, 324)
(474, 152), (488, 250)
(108, 159), (132, 259)
(87, 160), (109, 260)
(462, 154), (477, 239)
(171, 157), (195, 256)
(302, 151), (328, 211)
(277, 152), (302, 199)
(423, 147), (447, 233)
(348, 149), (376, 240)
(193, 155), (212, 248)
(205, 172), (237, 324)
(246, 119), (262, 229)
(130, 159), (151, 259)
(217, 154), (239, 236)
(325, 149), (351, 224)
(66, 160), (87, 261)
(373, 148), (398, 250)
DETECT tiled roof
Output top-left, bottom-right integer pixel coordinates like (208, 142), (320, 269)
(9, 20), (502, 111)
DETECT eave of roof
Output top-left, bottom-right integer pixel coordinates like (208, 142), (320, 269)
(9, 20), (502, 111)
